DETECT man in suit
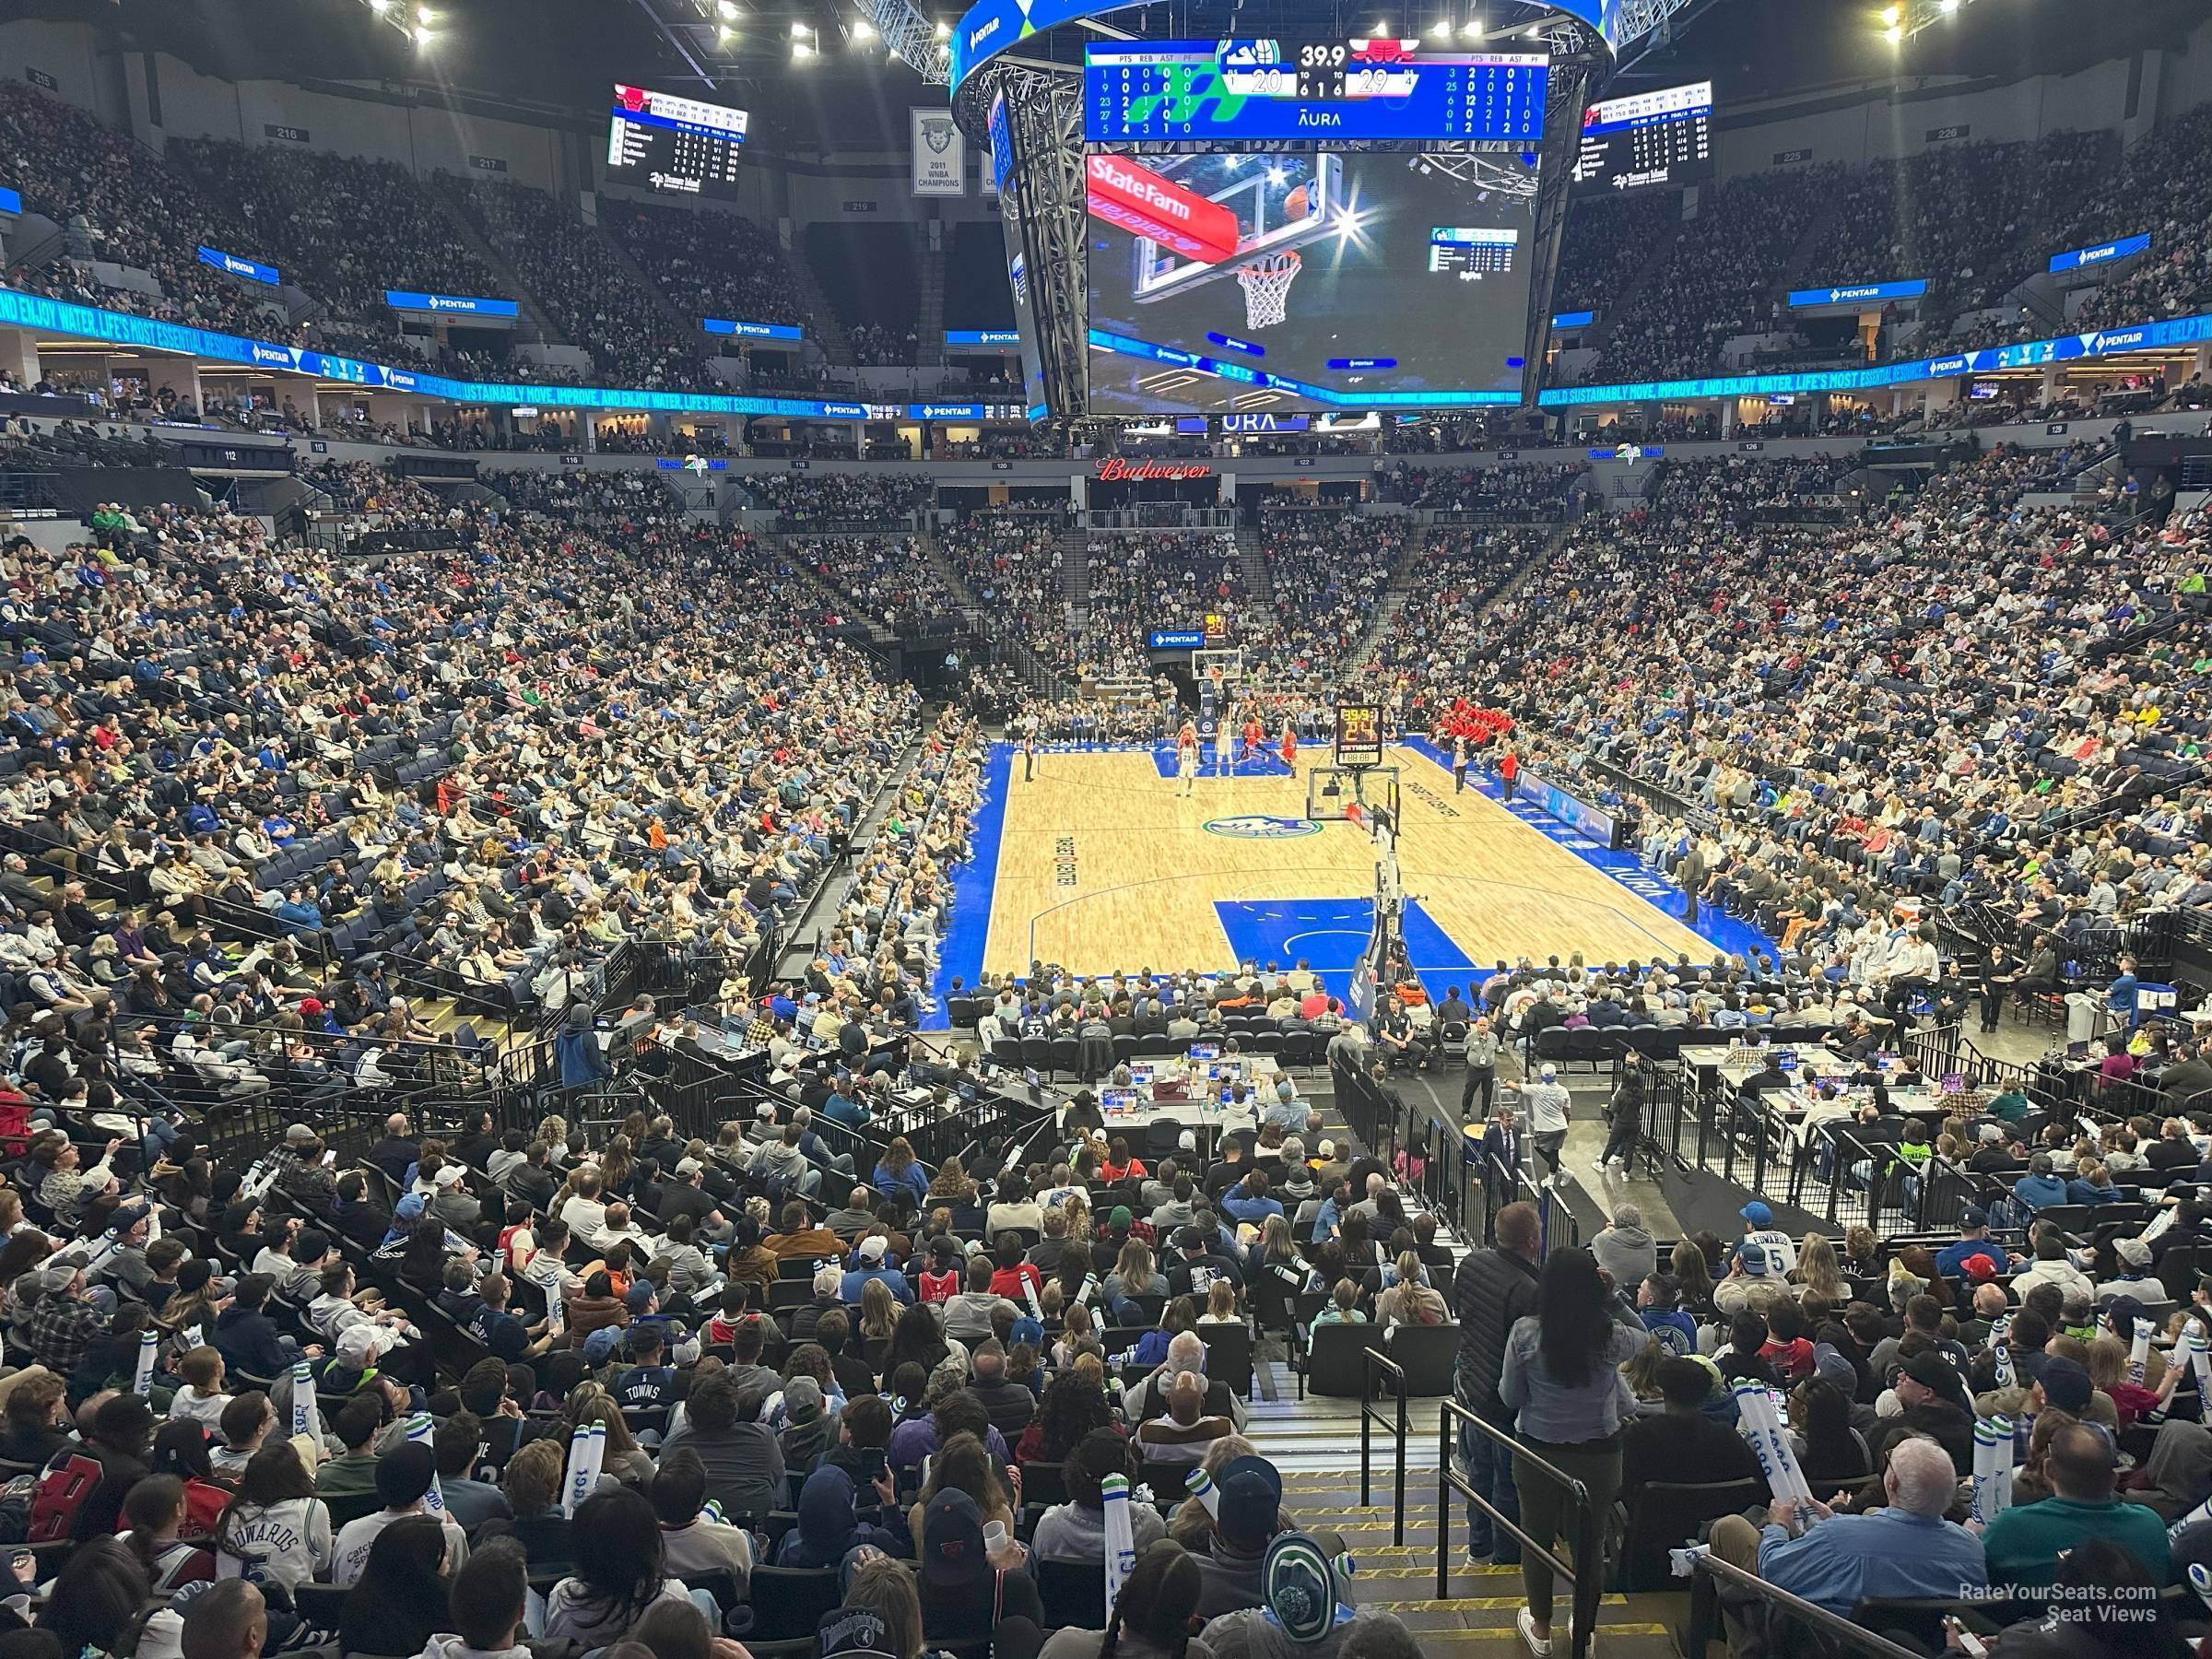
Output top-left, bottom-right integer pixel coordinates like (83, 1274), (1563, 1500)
(1477, 1106), (1524, 1206)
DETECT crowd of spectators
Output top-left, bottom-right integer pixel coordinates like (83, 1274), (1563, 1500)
(789, 536), (966, 635)
(453, 180), (710, 392)
(1550, 188), (1682, 322)
(300, 461), (445, 518)
(1252, 512), (1405, 685)
(0, 84), (290, 345)
(1804, 133), (2112, 335)
(1080, 533), (1242, 683)
(939, 512), (1073, 674)
(1414, 449), (2212, 949)
(171, 141), (501, 346)
(745, 473), (932, 525)
(1384, 462), (1586, 513)
(602, 198), (805, 343)
(1575, 167), (1840, 384)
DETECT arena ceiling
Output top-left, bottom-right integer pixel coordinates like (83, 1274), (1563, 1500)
(17, 0), (2211, 150)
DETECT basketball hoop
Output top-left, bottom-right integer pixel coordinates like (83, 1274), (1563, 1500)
(1235, 251), (1301, 330)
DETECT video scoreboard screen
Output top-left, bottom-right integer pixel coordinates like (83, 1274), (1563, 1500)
(1572, 80), (1712, 192)
(606, 84), (749, 200)
(1085, 147), (1538, 413)
(988, 94), (1051, 419)
(1086, 40), (1548, 144)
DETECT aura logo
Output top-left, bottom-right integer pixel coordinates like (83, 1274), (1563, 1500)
(1204, 816), (1320, 840)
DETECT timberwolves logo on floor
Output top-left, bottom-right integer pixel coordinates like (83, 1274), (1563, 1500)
(1205, 816), (1320, 839)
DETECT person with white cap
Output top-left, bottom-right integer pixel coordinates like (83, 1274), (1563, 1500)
(840, 1233), (913, 1305)
(1513, 1065), (1572, 1186)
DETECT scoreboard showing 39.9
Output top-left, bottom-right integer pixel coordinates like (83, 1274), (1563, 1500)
(607, 84), (750, 200)
(1086, 40), (1547, 144)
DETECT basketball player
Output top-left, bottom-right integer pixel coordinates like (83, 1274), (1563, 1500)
(1176, 720), (1199, 797)
(1240, 712), (1264, 765)
(1214, 708), (1235, 776)
(1279, 721), (1298, 771)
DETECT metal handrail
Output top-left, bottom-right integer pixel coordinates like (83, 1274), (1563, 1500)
(1359, 1346), (1408, 1545)
(1686, 1547), (1929, 1659)
(1438, 1400), (1600, 1659)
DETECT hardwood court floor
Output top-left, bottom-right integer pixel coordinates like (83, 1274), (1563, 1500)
(977, 744), (1714, 981)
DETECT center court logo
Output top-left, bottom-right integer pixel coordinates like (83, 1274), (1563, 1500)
(1204, 816), (1321, 840)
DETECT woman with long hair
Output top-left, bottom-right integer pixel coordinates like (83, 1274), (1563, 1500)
(1668, 1238), (1715, 1318)
(908, 1430), (1017, 1545)
(1016, 1369), (1118, 1467)
(823, 1556), (928, 1659)
(36, 1536), (181, 1659)
(1792, 1234), (1844, 1302)
(340, 1513), (452, 1657)
(1036, 1539), (1200, 1659)
(884, 1301), (952, 1377)
(1102, 1238), (1158, 1324)
(215, 1440), (333, 1591)
(858, 1277), (900, 1344)
(872, 1136), (930, 1207)
(1499, 1246), (1643, 1656)
(564, 1383), (654, 1484)
(544, 1488), (695, 1648)
(1787, 1377), (1869, 1485)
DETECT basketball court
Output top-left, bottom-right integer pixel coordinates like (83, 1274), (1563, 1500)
(935, 738), (1767, 1008)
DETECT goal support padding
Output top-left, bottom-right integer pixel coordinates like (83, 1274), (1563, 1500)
(1306, 765), (1400, 824)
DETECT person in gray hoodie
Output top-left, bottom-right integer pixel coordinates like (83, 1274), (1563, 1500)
(1031, 1429), (1168, 1563)
(1590, 1205), (1656, 1294)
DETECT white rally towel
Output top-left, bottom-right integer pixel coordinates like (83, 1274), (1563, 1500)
(563, 1421), (606, 1516)
(405, 1412), (447, 1512)
(1101, 1472), (1137, 1626)
(1732, 1382), (1811, 1503)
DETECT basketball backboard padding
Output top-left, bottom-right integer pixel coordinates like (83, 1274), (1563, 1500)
(1133, 153), (1339, 300)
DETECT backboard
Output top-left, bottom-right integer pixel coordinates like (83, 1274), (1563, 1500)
(1133, 153), (1341, 300)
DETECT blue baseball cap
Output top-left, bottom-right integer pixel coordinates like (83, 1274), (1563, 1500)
(1739, 1201), (1773, 1228)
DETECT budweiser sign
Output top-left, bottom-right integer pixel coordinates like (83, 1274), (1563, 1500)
(1094, 458), (1213, 481)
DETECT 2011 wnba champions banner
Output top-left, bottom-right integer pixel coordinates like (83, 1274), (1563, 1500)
(912, 110), (967, 196)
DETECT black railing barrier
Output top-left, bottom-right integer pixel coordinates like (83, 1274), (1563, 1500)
(1439, 1402), (1601, 1659)
(1359, 1347), (1409, 1545)
(1686, 1548), (1929, 1659)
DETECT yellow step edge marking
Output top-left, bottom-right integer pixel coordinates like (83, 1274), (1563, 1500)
(1397, 1625), (1673, 1642)
(1361, 1595), (1632, 1613)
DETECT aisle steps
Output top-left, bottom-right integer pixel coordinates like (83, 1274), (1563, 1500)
(1244, 1468), (1679, 1653)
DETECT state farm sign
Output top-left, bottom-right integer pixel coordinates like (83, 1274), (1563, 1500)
(1093, 458), (1213, 481)
(1085, 156), (1239, 265)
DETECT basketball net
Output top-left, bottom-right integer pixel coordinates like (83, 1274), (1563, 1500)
(1236, 252), (1301, 331)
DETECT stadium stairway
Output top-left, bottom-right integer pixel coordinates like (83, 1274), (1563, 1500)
(1773, 189), (1850, 312)
(915, 242), (947, 367)
(1341, 525), (1432, 671)
(788, 252), (857, 367)
(1210, 1454), (1680, 1656)
(421, 180), (567, 349)
(1235, 526), (1274, 609)
(591, 220), (722, 361)
(1060, 526), (1091, 623)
